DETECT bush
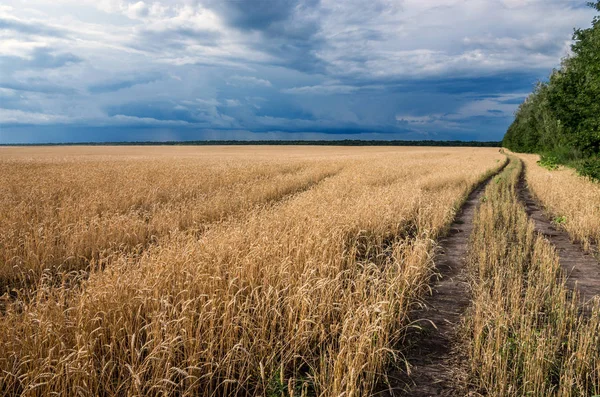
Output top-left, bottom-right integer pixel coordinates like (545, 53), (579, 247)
(575, 157), (600, 182)
(537, 153), (559, 170)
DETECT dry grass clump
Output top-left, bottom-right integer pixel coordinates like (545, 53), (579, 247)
(0, 146), (504, 396)
(518, 153), (600, 252)
(466, 156), (600, 396)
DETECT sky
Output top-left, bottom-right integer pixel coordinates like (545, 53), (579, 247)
(0, 0), (596, 143)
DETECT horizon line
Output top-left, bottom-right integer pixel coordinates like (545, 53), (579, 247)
(0, 139), (502, 147)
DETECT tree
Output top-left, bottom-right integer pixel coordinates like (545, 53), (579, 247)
(503, 0), (600, 179)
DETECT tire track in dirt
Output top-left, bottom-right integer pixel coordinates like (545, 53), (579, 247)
(378, 161), (508, 397)
(517, 160), (600, 311)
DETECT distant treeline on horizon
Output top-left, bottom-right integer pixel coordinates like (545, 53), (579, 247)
(2, 140), (502, 147)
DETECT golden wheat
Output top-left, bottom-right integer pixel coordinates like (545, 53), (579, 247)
(0, 151), (342, 292)
(0, 146), (504, 396)
(466, 156), (600, 396)
(517, 153), (600, 253)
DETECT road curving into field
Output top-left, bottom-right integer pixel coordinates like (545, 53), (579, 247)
(467, 156), (600, 395)
(382, 156), (600, 396)
(379, 157), (509, 396)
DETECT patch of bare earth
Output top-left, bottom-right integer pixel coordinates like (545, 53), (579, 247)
(517, 161), (600, 312)
(378, 167), (505, 397)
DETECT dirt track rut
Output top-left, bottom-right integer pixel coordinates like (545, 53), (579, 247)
(517, 161), (600, 310)
(379, 158), (600, 396)
(379, 163), (507, 396)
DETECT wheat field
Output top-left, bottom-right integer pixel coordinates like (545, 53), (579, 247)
(466, 156), (600, 396)
(0, 146), (504, 396)
(518, 153), (600, 253)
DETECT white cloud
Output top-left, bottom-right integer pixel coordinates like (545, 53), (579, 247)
(195, 98), (220, 107)
(227, 75), (272, 87)
(0, 108), (73, 124)
(2, 0), (594, 80)
(316, 0), (594, 79)
(224, 99), (241, 107)
(110, 114), (191, 125)
(396, 114), (442, 124)
(282, 84), (358, 95)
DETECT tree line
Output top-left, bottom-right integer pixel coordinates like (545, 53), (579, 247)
(502, 1), (600, 180)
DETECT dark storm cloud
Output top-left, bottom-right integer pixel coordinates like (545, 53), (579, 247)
(401, 73), (543, 96)
(204, 0), (326, 72)
(209, 0), (318, 31)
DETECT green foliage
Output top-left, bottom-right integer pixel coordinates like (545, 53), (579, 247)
(503, 1), (600, 181)
(553, 215), (567, 225)
(575, 157), (600, 181)
(266, 369), (316, 397)
(537, 153), (559, 170)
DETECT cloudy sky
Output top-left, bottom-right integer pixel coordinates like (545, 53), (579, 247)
(0, 0), (595, 143)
